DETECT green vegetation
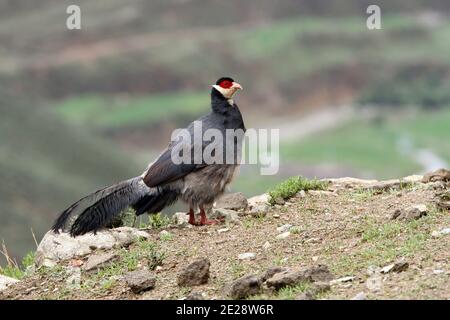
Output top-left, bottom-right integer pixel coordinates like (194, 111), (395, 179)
(0, 251), (35, 280)
(268, 176), (328, 205)
(54, 92), (208, 130)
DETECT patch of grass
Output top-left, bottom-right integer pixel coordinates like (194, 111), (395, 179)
(229, 261), (246, 278)
(277, 282), (312, 300)
(268, 176), (328, 205)
(146, 213), (171, 230)
(0, 251), (35, 280)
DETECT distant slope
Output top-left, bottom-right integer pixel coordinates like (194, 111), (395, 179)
(0, 92), (139, 263)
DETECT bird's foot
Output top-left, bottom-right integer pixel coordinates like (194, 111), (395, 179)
(187, 210), (196, 226)
(199, 217), (218, 226)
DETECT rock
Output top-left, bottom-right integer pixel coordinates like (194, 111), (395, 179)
(211, 208), (240, 224)
(380, 262), (409, 274)
(351, 292), (367, 300)
(422, 168), (450, 183)
(35, 227), (149, 267)
(65, 266), (81, 290)
(276, 231), (291, 239)
(226, 274), (262, 299)
(262, 241), (271, 251)
(238, 252), (256, 261)
(177, 258), (210, 287)
(173, 212), (191, 228)
(217, 228), (230, 234)
(159, 230), (172, 238)
(247, 194), (271, 216)
(366, 275), (382, 293)
(215, 193), (248, 211)
(125, 269), (156, 293)
(83, 252), (118, 272)
(249, 204), (269, 217)
(297, 190), (306, 198)
(277, 224), (292, 233)
(185, 292), (205, 300)
(295, 291), (314, 300)
(266, 265), (333, 290)
(274, 197), (285, 205)
(402, 175), (423, 183)
(327, 177), (378, 189)
(308, 190), (334, 196)
(311, 281), (331, 294)
(273, 214), (280, 219)
(0, 275), (19, 291)
(259, 267), (287, 282)
(431, 228), (450, 238)
(330, 276), (355, 285)
(391, 204), (427, 221)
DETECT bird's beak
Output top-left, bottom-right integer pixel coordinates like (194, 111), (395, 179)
(232, 82), (243, 90)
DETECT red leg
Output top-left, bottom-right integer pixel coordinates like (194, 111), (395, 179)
(199, 206), (217, 226)
(186, 208), (196, 226)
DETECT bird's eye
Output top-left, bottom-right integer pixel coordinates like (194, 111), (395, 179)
(219, 80), (233, 89)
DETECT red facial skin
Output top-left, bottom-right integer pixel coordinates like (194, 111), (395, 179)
(219, 80), (233, 89)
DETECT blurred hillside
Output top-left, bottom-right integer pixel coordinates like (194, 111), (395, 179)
(1, 0), (449, 263)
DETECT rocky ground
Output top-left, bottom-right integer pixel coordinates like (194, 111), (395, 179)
(0, 170), (449, 300)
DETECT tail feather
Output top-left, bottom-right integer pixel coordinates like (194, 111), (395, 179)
(52, 177), (149, 236)
(133, 188), (179, 216)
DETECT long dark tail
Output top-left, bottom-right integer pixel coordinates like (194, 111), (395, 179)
(52, 177), (179, 237)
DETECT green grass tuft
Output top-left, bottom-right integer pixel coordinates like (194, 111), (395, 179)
(268, 176), (328, 205)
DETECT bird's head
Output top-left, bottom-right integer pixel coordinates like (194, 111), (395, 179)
(212, 77), (243, 100)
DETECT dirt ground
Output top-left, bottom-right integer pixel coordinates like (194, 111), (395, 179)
(1, 178), (449, 300)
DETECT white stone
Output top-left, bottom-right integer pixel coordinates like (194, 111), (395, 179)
(0, 275), (19, 291)
(330, 276), (355, 285)
(262, 241), (271, 250)
(276, 231), (291, 239)
(237, 252), (256, 261)
(217, 228), (230, 234)
(35, 227), (149, 267)
(351, 292), (367, 300)
(277, 224), (292, 233)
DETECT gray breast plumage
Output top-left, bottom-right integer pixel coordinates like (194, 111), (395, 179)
(178, 164), (239, 208)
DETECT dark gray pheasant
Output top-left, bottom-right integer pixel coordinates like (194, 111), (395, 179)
(52, 77), (245, 236)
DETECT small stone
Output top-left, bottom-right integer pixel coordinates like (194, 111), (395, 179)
(259, 267), (287, 282)
(125, 269), (156, 293)
(273, 214), (280, 219)
(218, 228), (230, 234)
(312, 256), (319, 262)
(380, 262), (409, 274)
(173, 212), (191, 228)
(422, 168), (450, 183)
(277, 224), (292, 233)
(159, 230), (171, 237)
(185, 292), (205, 300)
(212, 208), (240, 224)
(226, 274), (262, 299)
(351, 292), (367, 300)
(276, 231), (291, 239)
(262, 241), (271, 250)
(238, 252), (256, 261)
(177, 258), (210, 287)
(0, 275), (19, 292)
(274, 197), (285, 205)
(391, 205), (427, 221)
(431, 227), (450, 237)
(65, 267), (81, 290)
(266, 265), (333, 290)
(433, 269), (444, 275)
(330, 276), (355, 285)
(295, 291), (314, 300)
(297, 190), (306, 198)
(215, 193), (248, 211)
(83, 252), (118, 272)
(366, 275), (382, 293)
